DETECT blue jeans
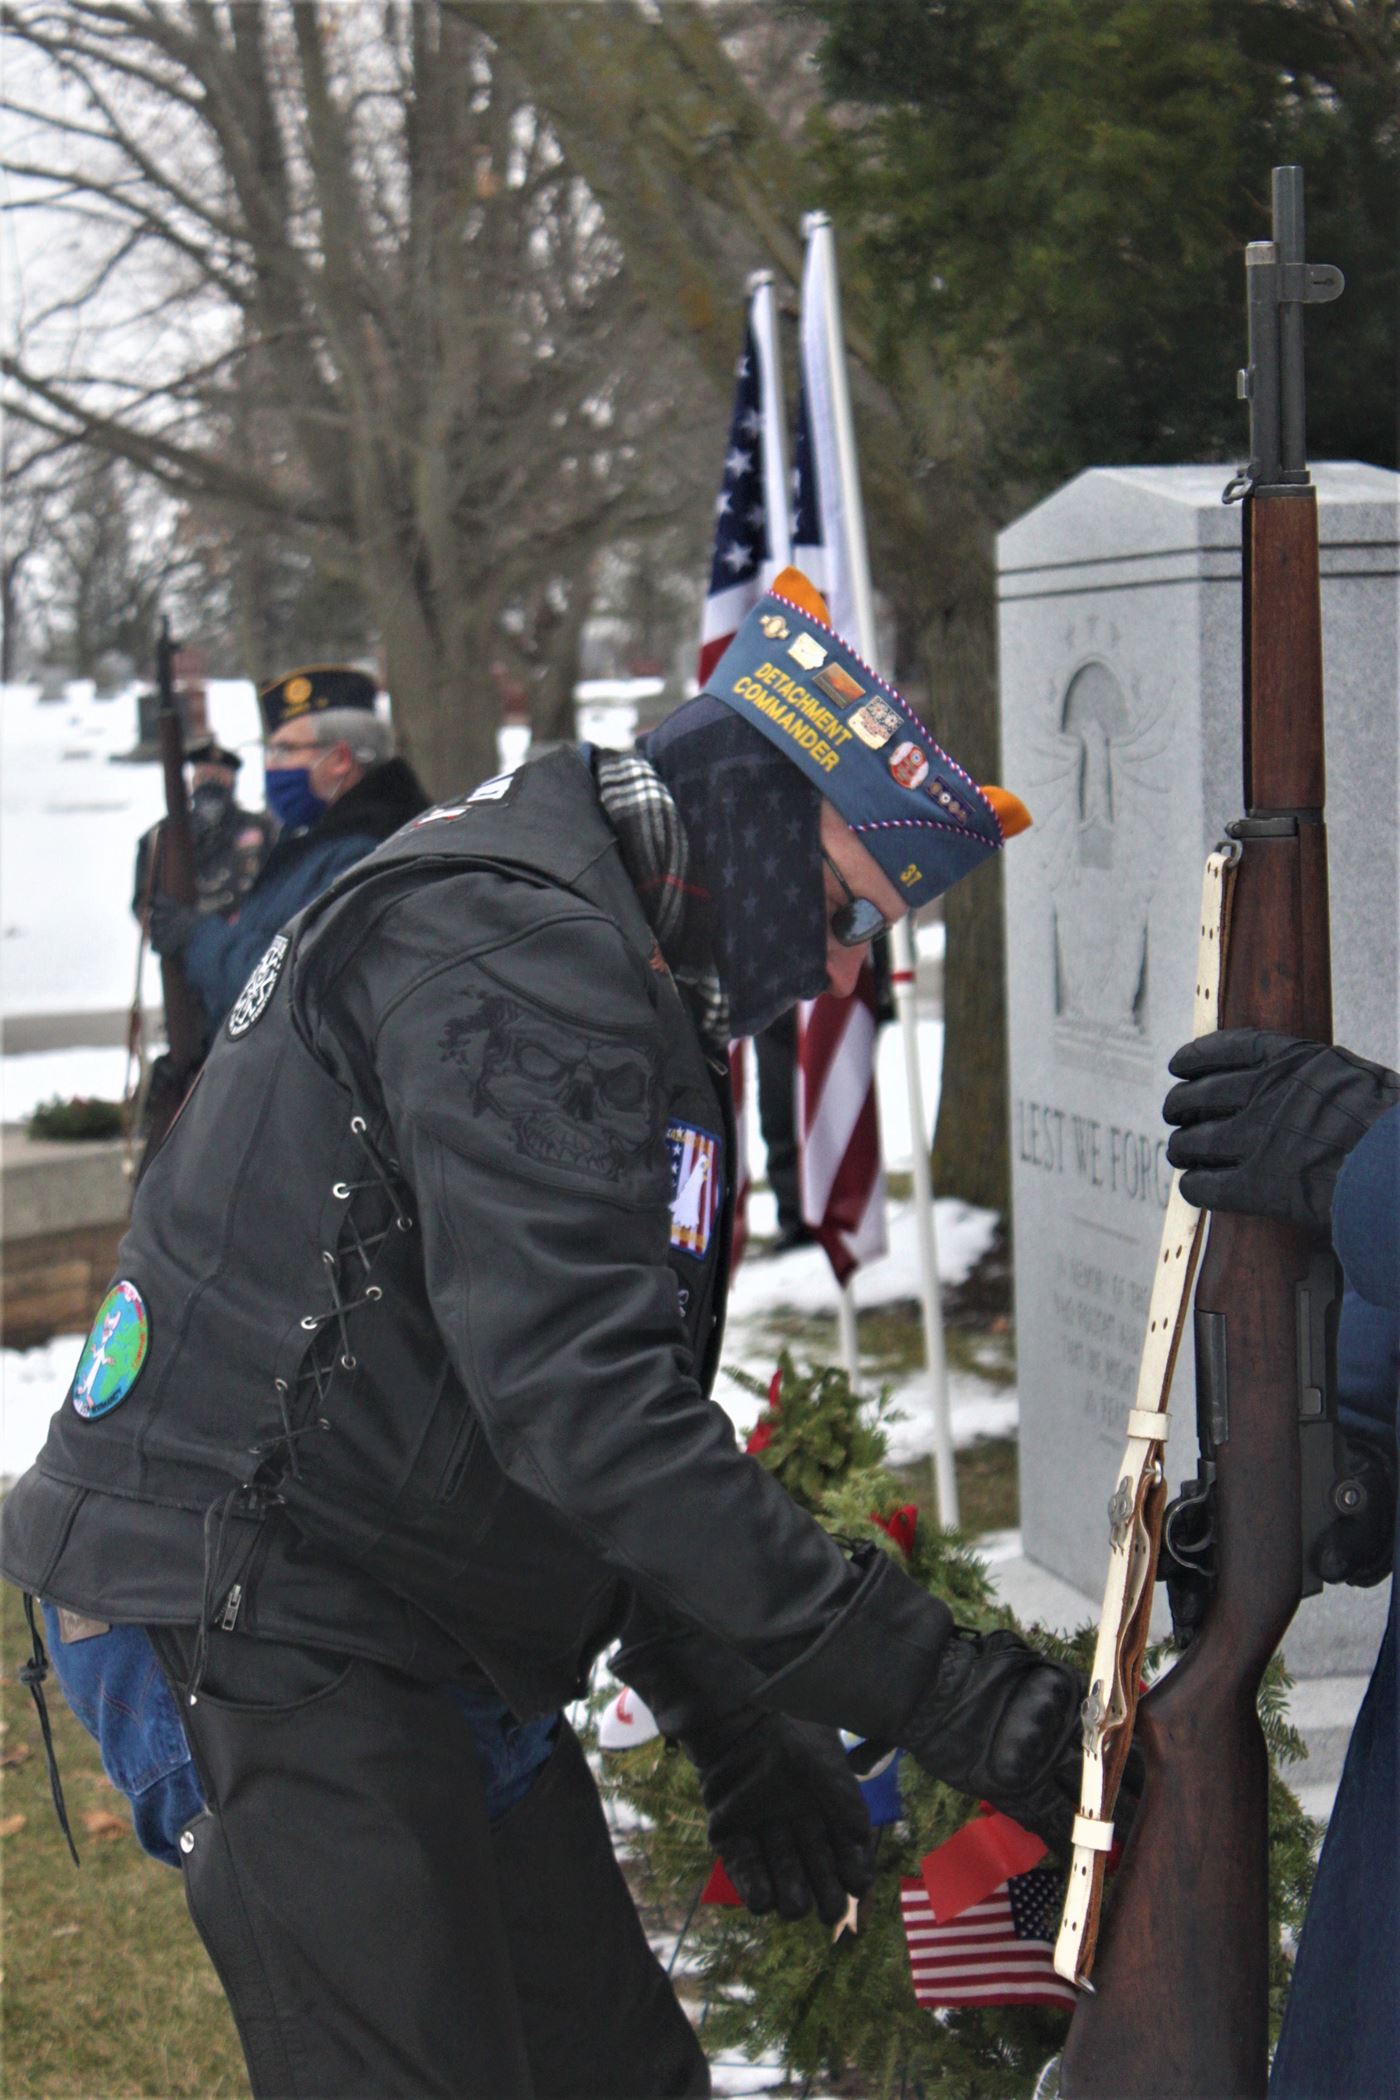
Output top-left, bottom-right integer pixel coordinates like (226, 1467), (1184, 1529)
(41, 1608), (559, 1867)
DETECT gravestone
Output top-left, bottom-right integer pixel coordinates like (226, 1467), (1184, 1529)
(998, 462), (1397, 1673)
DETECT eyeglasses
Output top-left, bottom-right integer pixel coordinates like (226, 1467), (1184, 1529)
(822, 850), (895, 948)
(262, 738), (321, 764)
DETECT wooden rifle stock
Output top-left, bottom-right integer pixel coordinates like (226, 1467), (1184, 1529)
(139, 617), (205, 1170)
(1060, 170), (1343, 2098)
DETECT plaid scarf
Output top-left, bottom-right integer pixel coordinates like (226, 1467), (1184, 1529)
(593, 749), (729, 1050)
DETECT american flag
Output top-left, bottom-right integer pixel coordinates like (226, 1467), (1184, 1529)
(797, 965), (887, 1285)
(900, 1867), (1078, 2011)
(697, 316), (775, 688)
(666, 1121), (721, 1260)
(699, 283), (791, 1269)
(792, 224), (887, 1288)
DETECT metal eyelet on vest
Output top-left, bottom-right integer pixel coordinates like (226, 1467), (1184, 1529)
(300, 1314), (320, 1331)
(366, 1285), (383, 1302)
(332, 1182), (351, 1199)
(396, 1214), (414, 1232)
(350, 1115), (367, 1134)
(340, 1354), (357, 1371)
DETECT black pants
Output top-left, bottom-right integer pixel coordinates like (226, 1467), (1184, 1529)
(754, 1012), (801, 1234)
(149, 1629), (709, 2100)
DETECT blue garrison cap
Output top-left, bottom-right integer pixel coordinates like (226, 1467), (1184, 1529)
(702, 572), (1028, 914)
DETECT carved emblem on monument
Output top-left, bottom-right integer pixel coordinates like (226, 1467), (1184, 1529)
(1024, 615), (1170, 1056)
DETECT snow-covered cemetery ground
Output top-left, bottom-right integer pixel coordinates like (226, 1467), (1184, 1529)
(1, 675), (1015, 1487)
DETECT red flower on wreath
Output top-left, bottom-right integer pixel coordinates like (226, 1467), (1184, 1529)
(871, 1504), (918, 1560)
(745, 1365), (784, 1455)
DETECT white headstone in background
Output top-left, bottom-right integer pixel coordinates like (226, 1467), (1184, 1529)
(998, 462), (1397, 1673)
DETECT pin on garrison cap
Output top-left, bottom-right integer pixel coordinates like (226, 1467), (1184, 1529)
(704, 567), (1030, 914)
(259, 664), (378, 737)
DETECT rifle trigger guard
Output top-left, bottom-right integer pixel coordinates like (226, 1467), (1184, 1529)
(1162, 1483), (1215, 1568)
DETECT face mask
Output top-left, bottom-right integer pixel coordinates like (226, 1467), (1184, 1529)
(265, 763), (327, 832)
(190, 781), (235, 837)
(638, 695), (829, 1038)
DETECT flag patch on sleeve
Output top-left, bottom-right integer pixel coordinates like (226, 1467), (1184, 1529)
(666, 1122), (721, 1260)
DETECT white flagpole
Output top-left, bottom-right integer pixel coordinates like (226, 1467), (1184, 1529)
(747, 271), (793, 572)
(801, 211), (958, 1525)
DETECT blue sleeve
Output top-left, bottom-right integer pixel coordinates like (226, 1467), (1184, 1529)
(184, 832), (379, 1027)
(1333, 1102), (1400, 1313)
(1337, 1287), (1399, 1445)
(1333, 1102), (1400, 1444)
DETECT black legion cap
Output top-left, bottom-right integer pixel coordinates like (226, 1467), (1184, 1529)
(260, 665), (378, 737)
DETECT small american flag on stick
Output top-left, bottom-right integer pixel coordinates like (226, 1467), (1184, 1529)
(901, 1870), (1077, 2010)
(900, 1808), (1077, 2011)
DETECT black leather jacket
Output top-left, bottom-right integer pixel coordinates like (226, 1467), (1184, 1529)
(3, 751), (952, 1732)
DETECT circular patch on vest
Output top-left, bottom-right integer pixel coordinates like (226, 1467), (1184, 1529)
(226, 933), (290, 1039)
(71, 1281), (149, 1419)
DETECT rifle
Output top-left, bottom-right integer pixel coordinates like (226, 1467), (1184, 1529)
(136, 616), (205, 1174)
(1057, 167), (1345, 2099)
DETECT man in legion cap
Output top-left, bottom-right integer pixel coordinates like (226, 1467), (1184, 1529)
(5, 573), (1103, 2100)
(146, 663), (427, 1034)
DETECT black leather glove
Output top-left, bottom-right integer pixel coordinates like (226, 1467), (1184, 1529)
(1164, 1030), (1400, 1238)
(902, 1628), (1088, 1856)
(147, 895), (200, 958)
(1313, 1435), (1397, 1588)
(683, 1711), (876, 1925)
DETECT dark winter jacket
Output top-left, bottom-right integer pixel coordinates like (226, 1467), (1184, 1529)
(1270, 1102), (1398, 2100)
(133, 801), (277, 921)
(2, 749), (953, 1736)
(181, 757), (428, 1030)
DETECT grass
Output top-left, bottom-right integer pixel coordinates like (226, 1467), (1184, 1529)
(889, 1436), (1020, 1541)
(1, 1582), (246, 2098)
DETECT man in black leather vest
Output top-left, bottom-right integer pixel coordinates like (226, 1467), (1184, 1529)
(4, 577), (1092, 2100)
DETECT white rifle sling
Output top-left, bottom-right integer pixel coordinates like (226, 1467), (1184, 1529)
(1053, 848), (1238, 1988)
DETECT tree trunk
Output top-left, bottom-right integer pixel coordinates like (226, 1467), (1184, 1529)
(916, 514), (1013, 1215)
(377, 583), (500, 800)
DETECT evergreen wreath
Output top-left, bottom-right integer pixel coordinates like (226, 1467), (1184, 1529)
(595, 1353), (1320, 2098)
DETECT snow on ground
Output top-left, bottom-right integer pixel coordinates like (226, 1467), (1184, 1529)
(2, 1045), (133, 1122)
(1, 677), (263, 1018)
(718, 1187), (1010, 1460)
(2, 1331), (84, 1480)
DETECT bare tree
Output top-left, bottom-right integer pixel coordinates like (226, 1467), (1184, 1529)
(2, 0), (1014, 1202)
(2, 1), (718, 788)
